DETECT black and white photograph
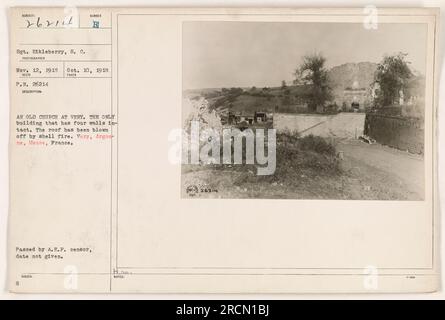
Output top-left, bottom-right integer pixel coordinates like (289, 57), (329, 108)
(182, 21), (427, 200)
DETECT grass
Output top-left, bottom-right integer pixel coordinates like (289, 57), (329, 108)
(204, 85), (313, 114)
(298, 134), (336, 155)
(181, 132), (343, 199)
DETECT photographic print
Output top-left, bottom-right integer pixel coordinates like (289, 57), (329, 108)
(182, 21), (427, 200)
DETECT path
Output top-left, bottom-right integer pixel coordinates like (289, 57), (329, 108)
(336, 140), (424, 200)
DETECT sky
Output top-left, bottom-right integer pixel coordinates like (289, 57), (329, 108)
(183, 22), (428, 90)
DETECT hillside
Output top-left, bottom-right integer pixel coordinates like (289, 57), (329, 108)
(328, 62), (377, 91)
(183, 62), (380, 115)
(327, 62), (377, 102)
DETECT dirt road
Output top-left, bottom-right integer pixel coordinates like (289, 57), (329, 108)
(336, 140), (424, 200)
(181, 139), (425, 200)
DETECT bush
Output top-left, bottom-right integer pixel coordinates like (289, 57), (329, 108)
(298, 134), (336, 155)
(277, 129), (300, 145)
(272, 133), (340, 180)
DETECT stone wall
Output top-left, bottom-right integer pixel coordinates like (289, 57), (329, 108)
(364, 114), (424, 154)
(274, 113), (365, 139)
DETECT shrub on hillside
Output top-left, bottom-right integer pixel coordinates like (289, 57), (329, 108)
(298, 134), (336, 155)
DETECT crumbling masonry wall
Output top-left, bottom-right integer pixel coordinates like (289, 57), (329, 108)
(364, 114), (424, 154)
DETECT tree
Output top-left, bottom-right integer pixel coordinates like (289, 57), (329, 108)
(295, 53), (332, 112)
(373, 52), (413, 107)
(281, 80), (287, 90)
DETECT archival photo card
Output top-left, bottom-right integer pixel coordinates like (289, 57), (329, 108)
(8, 7), (439, 293)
